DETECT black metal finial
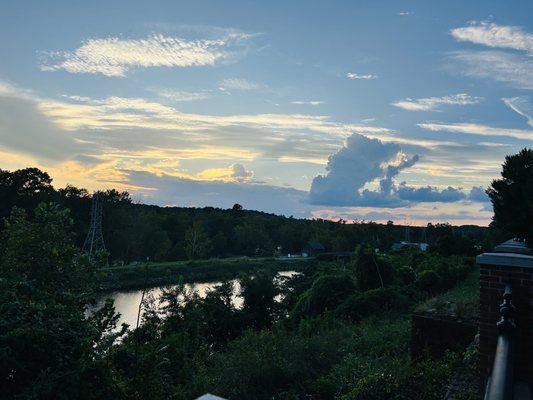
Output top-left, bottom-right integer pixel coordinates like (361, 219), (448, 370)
(497, 284), (515, 334)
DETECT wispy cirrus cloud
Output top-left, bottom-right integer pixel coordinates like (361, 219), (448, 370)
(448, 50), (533, 89)
(37, 94), (392, 139)
(502, 96), (533, 127)
(346, 72), (377, 80)
(449, 22), (533, 89)
(393, 93), (481, 111)
(40, 32), (252, 77)
(290, 100), (324, 106)
(450, 22), (533, 54)
(155, 89), (212, 102)
(418, 122), (533, 141)
(219, 78), (264, 91)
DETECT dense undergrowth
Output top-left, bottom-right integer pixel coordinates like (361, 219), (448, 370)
(0, 203), (479, 399)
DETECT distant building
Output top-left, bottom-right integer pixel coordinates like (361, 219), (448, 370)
(302, 241), (325, 257)
(391, 241), (429, 252)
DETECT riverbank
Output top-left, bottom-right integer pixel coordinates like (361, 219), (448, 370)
(98, 256), (316, 291)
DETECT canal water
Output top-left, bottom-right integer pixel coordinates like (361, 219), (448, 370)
(94, 270), (299, 329)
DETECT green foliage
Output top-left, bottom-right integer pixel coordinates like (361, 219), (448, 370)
(427, 223), (478, 256)
(197, 324), (354, 400)
(0, 203), (125, 399)
(487, 147), (533, 245)
(184, 221), (212, 260)
(353, 245), (394, 290)
(397, 265), (416, 285)
(0, 203), (92, 294)
(291, 274), (357, 319)
(0, 167), (485, 400)
(416, 270), (442, 294)
(241, 271), (279, 329)
(338, 353), (459, 400)
(335, 287), (411, 321)
(0, 167), (492, 264)
(416, 268), (479, 321)
(99, 257), (313, 291)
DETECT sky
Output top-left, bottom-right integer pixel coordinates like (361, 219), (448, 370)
(1, 0), (532, 226)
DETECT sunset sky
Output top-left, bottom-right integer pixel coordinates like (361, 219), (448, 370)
(1, 0), (532, 225)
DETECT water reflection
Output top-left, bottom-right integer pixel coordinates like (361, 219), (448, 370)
(95, 270), (299, 329)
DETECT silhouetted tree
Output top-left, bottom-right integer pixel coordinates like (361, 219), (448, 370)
(487, 148), (533, 245)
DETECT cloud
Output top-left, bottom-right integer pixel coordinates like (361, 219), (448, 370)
(467, 186), (490, 202)
(122, 170), (310, 217)
(290, 100), (324, 106)
(0, 81), (89, 162)
(396, 185), (465, 203)
(33, 94), (403, 162)
(0, 79), (476, 211)
(0, 79), (494, 223)
(418, 122), (533, 141)
(309, 134), (403, 206)
(122, 169), (488, 223)
(346, 72), (377, 80)
(156, 89), (211, 102)
(197, 163), (253, 182)
(398, 12), (412, 17)
(502, 96), (533, 127)
(40, 33), (252, 77)
(449, 22), (533, 90)
(219, 78), (264, 91)
(450, 22), (533, 54)
(309, 133), (487, 208)
(448, 50), (533, 89)
(393, 93), (481, 111)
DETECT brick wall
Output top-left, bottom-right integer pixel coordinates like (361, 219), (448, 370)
(478, 263), (533, 383)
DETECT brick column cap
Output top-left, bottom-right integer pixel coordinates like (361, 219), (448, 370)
(477, 252), (533, 268)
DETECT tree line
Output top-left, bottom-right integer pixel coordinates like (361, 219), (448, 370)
(0, 167), (495, 264)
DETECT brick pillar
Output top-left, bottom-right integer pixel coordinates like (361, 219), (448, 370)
(477, 249), (533, 384)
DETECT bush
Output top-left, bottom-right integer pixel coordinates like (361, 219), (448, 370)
(291, 274), (357, 319)
(353, 246), (395, 290)
(335, 287), (411, 321)
(199, 328), (350, 400)
(397, 265), (416, 285)
(338, 354), (458, 400)
(416, 270), (442, 294)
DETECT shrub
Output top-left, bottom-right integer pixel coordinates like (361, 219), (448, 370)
(291, 274), (357, 319)
(353, 245), (395, 290)
(416, 270), (442, 294)
(397, 265), (416, 285)
(338, 354), (458, 400)
(335, 287), (411, 321)
(200, 328), (350, 400)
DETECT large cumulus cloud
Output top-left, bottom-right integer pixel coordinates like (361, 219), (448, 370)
(309, 133), (483, 207)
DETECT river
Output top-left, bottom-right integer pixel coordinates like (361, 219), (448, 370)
(94, 270), (299, 329)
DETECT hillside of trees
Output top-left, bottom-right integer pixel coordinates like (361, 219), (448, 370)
(0, 167), (496, 264)
(2, 148), (532, 400)
(0, 200), (480, 400)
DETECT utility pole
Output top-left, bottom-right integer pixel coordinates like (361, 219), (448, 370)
(83, 192), (106, 257)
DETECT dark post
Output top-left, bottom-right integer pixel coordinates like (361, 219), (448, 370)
(477, 239), (533, 394)
(484, 284), (515, 400)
